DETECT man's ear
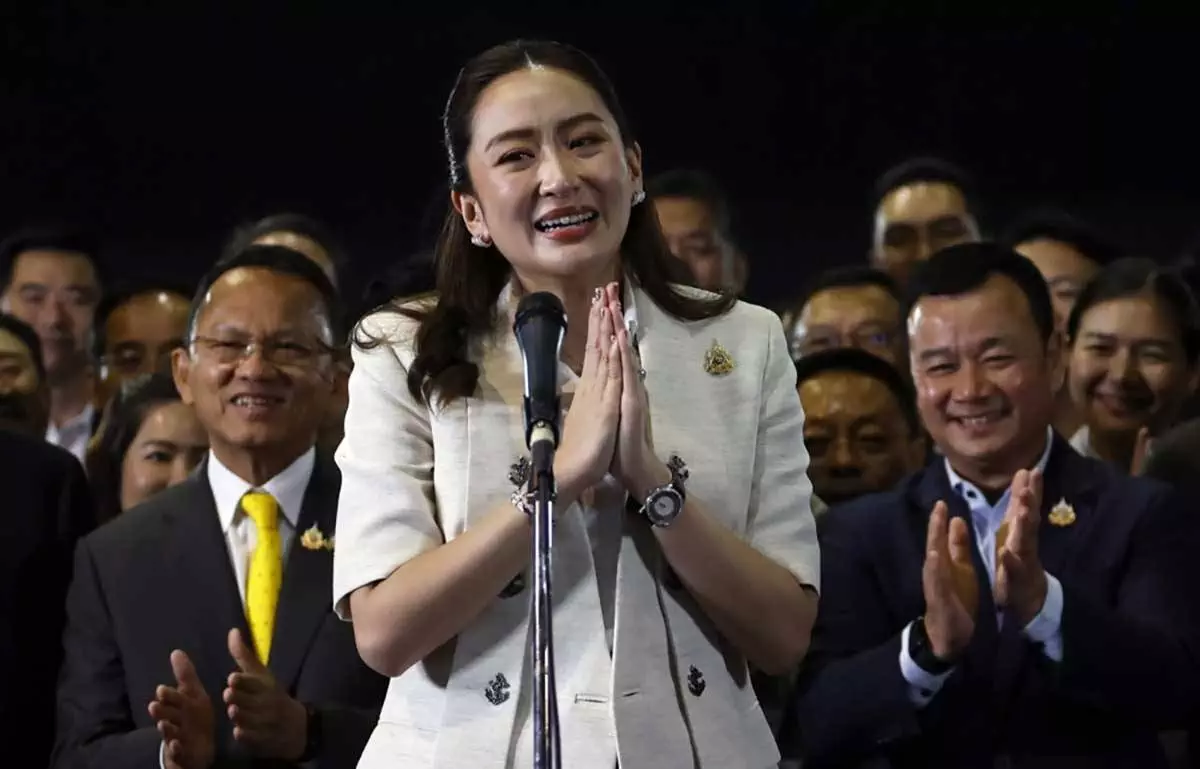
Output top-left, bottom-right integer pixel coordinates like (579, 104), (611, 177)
(451, 191), (490, 244)
(171, 347), (195, 406)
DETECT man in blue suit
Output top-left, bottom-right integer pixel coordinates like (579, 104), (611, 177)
(788, 242), (1200, 768)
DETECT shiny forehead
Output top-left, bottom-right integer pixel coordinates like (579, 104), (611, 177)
(907, 275), (1036, 349)
(470, 66), (616, 147)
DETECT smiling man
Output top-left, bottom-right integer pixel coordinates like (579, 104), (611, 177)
(789, 242), (1200, 769)
(54, 245), (386, 769)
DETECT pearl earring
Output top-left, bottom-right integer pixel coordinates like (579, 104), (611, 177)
(471, 234), (492, 248)
(632, 189), (646, 206)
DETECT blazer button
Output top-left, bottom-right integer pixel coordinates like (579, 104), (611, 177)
(499, 573), (525, 598)
(686, 665), (706, 697)
(485, 673), (511, 706)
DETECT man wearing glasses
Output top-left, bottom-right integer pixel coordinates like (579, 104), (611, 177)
(55, 246), (386, 769)
(789, 266), (906, 368)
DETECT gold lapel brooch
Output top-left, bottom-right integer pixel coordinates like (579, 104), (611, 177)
(1047, 497), (1076, 527)
(300, 525), (335, 551)
(703, 339), (735, 376)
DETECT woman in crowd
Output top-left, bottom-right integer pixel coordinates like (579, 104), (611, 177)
(1066, 257), (1200, 472)
(86, 372), (207, 523)
(332, 39), (819, 769)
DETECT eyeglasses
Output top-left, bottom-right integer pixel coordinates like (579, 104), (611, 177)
(189, 335), (334, 367)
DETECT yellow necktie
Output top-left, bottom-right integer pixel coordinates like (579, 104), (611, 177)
(242, 491), (282, 665)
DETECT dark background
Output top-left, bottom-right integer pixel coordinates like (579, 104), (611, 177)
(1, 4), (1194, 307)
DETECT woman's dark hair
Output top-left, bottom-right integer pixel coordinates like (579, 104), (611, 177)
(357, 39), (735, 407)
(1066, 257), (1200, 365)
(87, 372), (184, 524)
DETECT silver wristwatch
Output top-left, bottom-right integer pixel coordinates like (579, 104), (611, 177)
(640, 455), (689, 527)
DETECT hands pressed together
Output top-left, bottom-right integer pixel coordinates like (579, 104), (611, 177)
(554, 282), (670, 510)
(923, 468), (1049, 662)
(147, 628), (308, 769)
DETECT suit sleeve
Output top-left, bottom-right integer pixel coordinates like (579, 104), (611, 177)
(1053, 487), (1200, 727)
(19, 452), (97, 766)
(786, 510), (927, 766)
(52, 539), (162, 769)
(311, 705), (377, 769)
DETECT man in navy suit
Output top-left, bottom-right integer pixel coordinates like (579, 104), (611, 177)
(787, 242), (1200, 768)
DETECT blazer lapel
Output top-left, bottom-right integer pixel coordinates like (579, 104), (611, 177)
(268, 453), (340, 689)
(165, 465), (250, 689)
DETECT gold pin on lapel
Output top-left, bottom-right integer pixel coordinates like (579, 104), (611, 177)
(300, 524), (335, 551)
(703, 339), (735, 376)
(1047, 497), (1076, 527)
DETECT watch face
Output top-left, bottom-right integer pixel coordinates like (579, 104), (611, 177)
(648, 489), (682, 524)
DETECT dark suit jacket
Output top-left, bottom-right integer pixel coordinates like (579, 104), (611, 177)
(0, 430), (95, 766)
(787, 435), (1200, 769)
(52, 453), (388, 769)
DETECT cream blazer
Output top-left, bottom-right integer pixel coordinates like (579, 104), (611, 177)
(333, 283), (820, 769)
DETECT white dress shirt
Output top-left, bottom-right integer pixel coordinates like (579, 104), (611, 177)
(206, 447), (315, 602)
(899, 427), (1065, 706)
(45, 402), (94, 465)
(159, 447), (316, 768)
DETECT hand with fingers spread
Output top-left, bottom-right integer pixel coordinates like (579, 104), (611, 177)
(222, 628), (308, 760)
(552, 284), (623, 509)
(995, 468), (1048, 625)
(147, 650), (215, 769)
(922, 501), (978, 662)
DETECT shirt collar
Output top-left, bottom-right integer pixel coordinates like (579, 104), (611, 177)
(1068, 425), (1096, 458)
(45, 402), (95, 442)
(207, 447), (315, 533)
(944, 425), (1055, 501)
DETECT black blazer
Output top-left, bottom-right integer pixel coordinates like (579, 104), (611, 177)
(52, 453), (388, 769)
(0, 430), (94, 767)
(786, 435), (1200, 769)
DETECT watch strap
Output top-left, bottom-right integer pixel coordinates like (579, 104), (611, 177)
(908, 616), (955, 675)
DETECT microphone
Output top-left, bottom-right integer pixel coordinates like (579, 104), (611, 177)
(513, 291), (567, 453)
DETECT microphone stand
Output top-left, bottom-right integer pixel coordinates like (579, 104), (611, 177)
(528, 421), (561, 769)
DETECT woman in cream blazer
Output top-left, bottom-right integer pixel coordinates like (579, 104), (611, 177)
(333, 40), (820, 769)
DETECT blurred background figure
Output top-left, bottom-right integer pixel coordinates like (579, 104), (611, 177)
(0, 313), (50, 437)
(795, 348), (925, 505)
(869, 157), (981, 288)
(92, 283), (191, 408)
(0, 227), (102, 461)
(0, 429), (93, 768)
(223, 212), (347, 290)
(1004, 207), (1123, 438)
(648, 168), (747, 294)
(1065, 257), (1200, 472)
(787, 266), (905, 366)
(86, 372), (207, 524)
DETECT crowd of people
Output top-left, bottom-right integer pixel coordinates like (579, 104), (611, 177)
(1, 37), (1198, 769)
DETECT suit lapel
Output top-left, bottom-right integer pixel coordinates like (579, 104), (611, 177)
(165, 466), (249, 690)
(268, 454), (340, 689)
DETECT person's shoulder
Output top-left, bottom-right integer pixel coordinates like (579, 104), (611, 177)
(0, 429), (82, 480)
(352, 296), (437, 363)
(85, 475), (187, 556)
